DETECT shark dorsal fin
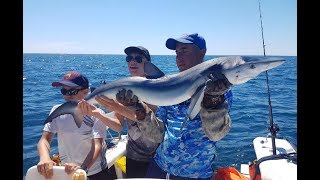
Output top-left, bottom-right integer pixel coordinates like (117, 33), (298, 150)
(144, 61), (165, 79)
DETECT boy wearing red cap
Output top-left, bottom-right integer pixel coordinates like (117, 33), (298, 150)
(36, 71), (120, 180)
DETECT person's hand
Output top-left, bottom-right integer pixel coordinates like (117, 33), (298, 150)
(37, 159), (56, 179)
(202, 78), (231, 109)
(116, 88), (139, 106)
(77, 100), (100, 117)
(64, 162), (81, 174)
(204, 78), (231, 96)
(116, 88), (147, 120)
(95, 95), (122, 112)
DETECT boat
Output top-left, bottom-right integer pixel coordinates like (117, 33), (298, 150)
(239, 136), (297, 180)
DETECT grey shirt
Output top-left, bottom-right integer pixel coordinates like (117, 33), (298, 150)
(125, 117), (161, 162)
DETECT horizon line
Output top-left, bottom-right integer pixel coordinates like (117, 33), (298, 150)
(23, 52), (297, 57)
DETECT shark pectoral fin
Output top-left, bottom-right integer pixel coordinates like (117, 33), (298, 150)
(144, 61), (165, 79)
(179, 86), (205, 137)
(187, 85), (206, 120)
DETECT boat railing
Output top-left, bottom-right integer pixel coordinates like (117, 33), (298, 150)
(105, 129), (128, 179)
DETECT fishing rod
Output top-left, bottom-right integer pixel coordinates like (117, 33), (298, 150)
(258, 0), (279, 155)
(251, 4), (296, 179)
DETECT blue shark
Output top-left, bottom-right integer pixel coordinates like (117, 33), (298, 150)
(44, 56), (285, 127)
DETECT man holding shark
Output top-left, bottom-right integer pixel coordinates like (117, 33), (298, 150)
(119, 33), (233, 179)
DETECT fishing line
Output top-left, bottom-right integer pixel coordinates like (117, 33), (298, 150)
(258, 0), (279, 155)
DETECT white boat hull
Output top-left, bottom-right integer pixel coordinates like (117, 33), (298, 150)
(241, 137), (297, 180)
(25, 166), (87, 180)
(106, 135), (128, 178)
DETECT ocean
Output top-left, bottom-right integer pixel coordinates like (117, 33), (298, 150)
(23, 54), (297, 177)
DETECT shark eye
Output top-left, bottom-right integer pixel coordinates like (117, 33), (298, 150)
(250, 64), (256, 69)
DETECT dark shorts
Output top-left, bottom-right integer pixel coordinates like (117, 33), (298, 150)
(87, 166), (117, 180)
(126, 157), (150, 178)
(145, 159), (212, 180)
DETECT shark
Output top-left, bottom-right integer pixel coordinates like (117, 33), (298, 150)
(44, 56), (285, 128)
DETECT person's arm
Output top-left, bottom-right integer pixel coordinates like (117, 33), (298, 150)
(37, 131), (56, 179)
(63, 138), (104, 174)
(200, 78), (232, 141)
(95, 95), (137, 121)
(96, 94), (164, 143)
(82, 138), (104, 170)
(135, 107), (165, 143)
(63, 138), (104, 175)
(78, 100), (123, 132)
(115, 89), (165, 143)
(95, 95), (158, 122)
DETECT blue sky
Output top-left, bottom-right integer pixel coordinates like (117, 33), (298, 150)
(23, 0), (296, 56)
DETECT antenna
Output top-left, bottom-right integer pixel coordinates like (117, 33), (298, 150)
(258, 0), (279, 155)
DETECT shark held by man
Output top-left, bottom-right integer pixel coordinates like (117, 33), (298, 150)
(44, 56), (285, 128)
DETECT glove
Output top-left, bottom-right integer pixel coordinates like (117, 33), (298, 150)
(204, 78), (231, 96)
(202, 78), (231, 109)
(116, 88), (147, 120)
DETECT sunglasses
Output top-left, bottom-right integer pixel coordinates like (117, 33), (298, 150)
(126, 55), (143, 63)
(61, 88), (86, 96)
